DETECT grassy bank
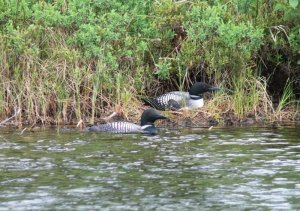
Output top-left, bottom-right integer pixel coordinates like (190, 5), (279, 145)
(0, 0), (299, 127)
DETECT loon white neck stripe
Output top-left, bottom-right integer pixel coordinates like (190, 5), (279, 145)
(141, 125), (152, 129)
(190, 95), (202, 100)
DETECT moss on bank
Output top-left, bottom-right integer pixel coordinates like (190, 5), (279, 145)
(0, 0), (299, 127)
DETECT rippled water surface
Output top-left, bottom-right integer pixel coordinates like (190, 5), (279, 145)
(0, 126), (299, 210)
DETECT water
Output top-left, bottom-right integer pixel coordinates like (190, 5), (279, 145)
(0, 126), (299, 210)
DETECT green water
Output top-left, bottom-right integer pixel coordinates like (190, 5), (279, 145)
(0, 126), (299, 210)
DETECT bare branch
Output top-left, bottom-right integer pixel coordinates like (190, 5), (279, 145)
(0, 108), (21, 126)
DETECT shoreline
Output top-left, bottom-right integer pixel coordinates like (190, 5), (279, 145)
(1, 110), (299, 132)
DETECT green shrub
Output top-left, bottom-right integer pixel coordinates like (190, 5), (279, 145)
(0, 0), (298, 124)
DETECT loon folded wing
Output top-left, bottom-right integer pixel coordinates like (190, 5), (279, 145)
(157, 91), (189, 110)
(142, 92), (189, 111)
(167, 99), (182, 111)
(141, 97), (167, 111)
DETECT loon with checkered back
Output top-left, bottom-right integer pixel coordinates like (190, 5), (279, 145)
(143, 82), (220, 111)
(85, 109), (167, 135)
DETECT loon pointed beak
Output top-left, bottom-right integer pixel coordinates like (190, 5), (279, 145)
(155, 112), (168, 120)
(208, 86), (221, 91)
(158, 115), (168, 120)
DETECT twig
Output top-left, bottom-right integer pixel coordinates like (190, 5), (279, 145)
(103, 112), (118, 121)
(174, 0), (189, 4)
(0, 108), (21, 126)
(20, 127), (27, 135)
(170, 111), (184, 115)
(76, 119), (83, 128)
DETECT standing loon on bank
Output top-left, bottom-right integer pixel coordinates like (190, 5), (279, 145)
(85, 109), (167, 134)
(143, 82), (220, 111)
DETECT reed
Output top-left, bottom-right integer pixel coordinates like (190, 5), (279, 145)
(275, 79), (300, 121)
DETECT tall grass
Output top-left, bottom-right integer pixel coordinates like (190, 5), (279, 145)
(275, 79), (300, 121)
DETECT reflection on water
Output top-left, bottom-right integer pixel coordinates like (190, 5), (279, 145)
(0, 126), (299, 210)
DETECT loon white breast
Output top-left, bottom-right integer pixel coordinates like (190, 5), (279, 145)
(143, 82), (220, 111)
(85, 109), (167, 134)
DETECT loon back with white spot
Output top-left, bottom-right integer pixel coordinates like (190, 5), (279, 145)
(88, 122), (143, 133)
(157, 91), (189, 104)
(148, 91), (203, 110)
(143, 82), (220, 111)
(85, 108), (167, 134)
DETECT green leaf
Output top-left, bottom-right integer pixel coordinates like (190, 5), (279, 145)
(274, 3), (285, 11)
(289, 0), (299, 9)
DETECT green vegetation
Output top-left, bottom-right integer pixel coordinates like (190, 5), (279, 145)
(0, 0), (299, 126)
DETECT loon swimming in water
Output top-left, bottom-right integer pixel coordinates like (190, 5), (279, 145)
(143, 82), (220, 111)
(85, 108), (167, 134)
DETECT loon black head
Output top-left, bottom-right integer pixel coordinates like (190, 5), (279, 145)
(140, 109), (167, 126)
(189, 82), (220, 96)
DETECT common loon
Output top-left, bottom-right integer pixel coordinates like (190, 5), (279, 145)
(85, 109), (167, 134)
(143, 82), (220, 111)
